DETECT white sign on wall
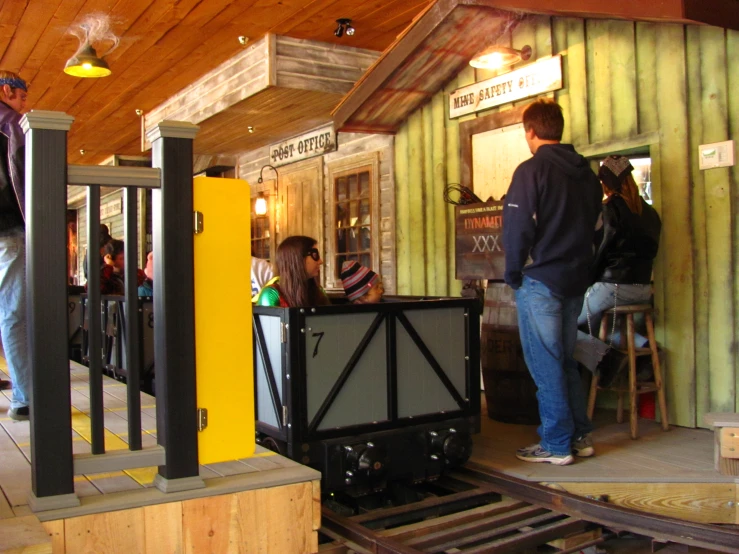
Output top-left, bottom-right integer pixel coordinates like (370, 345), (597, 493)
(269, 124), (337, 168)
(449, 56), (563, 119)
(100, 196), (122, 220)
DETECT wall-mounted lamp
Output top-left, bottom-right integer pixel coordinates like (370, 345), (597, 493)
(255, 165), (279, 218)
(254, 192), (268, 216)
(334, 18), (355, 38)
(64, 43), (111, 78)
(469, 45), (532, 70)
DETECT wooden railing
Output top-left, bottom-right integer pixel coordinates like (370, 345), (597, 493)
(21, 111), (203, 511)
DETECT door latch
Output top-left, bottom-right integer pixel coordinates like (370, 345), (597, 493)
(194, 211), (204, 234)
(197, 408), (208, 431)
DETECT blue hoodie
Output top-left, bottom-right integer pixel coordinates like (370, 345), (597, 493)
(502, 143), (602, 297)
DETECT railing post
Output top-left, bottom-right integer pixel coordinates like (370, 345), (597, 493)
(21, 110), (80, 511)
(147, 121), (205, 492)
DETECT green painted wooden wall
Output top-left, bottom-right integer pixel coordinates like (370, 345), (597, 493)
(394, 15), (739, 428)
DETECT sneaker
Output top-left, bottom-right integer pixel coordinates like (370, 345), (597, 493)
(516, 444), (574, 465)
(8, 406), (29, 421)
(572, 433), (595, 457)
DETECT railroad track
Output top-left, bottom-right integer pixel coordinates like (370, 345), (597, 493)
(320, 461), (739, 553)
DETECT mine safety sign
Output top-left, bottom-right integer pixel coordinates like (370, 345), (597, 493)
(449, 55), (563, 118)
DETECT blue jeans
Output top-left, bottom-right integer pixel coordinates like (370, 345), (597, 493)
(578, 282), (652, 347)
(515, 276), (592, 455)
(0, 228), (29, 409)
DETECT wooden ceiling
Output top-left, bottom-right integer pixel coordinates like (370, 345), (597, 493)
(1, 0), (432, 165)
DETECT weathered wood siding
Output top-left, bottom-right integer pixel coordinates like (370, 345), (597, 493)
(395, 15), (739, 427)
(237, 133), (396, 294)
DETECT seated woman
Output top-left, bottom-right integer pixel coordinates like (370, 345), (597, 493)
(581, 155), (661, 331)
(575, 155), (662, 384)
(255, 236), (330, 307)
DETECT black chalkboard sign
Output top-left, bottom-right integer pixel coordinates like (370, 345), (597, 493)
(455, 200), (505, 280)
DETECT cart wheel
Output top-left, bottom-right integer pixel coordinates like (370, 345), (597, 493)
(261, 437), (284, 455)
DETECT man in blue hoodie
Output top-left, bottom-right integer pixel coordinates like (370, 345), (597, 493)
(503, 100), (602, 465)
(0, 70), (29, 420)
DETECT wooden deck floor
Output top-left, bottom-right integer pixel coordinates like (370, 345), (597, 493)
(471, 396), (733, 483)
(0, 359), (317, 522)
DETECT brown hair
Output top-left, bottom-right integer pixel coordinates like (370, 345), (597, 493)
(104, 239), (124, 259)
(0, 70), (27, 95)
(602, 173), (643, 215)
(275, 236), (329, 307)
(522, 99), (564, 141)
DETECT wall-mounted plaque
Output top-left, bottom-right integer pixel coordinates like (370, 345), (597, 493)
(449, 56), (562, 119)
(269, 124), (337, 168)
(455, 200), (505, 280)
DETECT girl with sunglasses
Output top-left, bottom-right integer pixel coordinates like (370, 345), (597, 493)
(255, 235), (330, 307)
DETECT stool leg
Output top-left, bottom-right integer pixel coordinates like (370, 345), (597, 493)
(627, 314), (638, 439)
(646, 313), (669, 431)
(599, 314), (609, 342)
(587, 372), (599, 420)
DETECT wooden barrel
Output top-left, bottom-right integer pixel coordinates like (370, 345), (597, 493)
(481, 282), (540, 425)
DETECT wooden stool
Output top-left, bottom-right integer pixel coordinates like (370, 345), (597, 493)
(586, 304), (669, 439)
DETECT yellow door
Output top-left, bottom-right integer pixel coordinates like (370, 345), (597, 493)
(193, 176), (254, 464)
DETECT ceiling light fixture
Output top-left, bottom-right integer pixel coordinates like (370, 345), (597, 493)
(238, 36), (249, 45)
(64, 43), (111, 77)
(335, 18), (355, 38)
(469, 44), (532, 70)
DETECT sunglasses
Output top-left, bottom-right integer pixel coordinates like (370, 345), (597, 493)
(305, 248), (321, 261)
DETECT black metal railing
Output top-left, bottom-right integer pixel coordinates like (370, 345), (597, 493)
(23, 111), (202, 510)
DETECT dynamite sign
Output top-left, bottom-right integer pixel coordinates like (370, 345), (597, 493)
(455, 200), (506, 280)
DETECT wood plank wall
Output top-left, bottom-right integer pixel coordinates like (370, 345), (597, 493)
(41, 480), (319, 554)
(395, 15), (739, 427)
(237, 133), (397, 294)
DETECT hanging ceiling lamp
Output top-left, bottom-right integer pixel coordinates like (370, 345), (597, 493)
(469, 45), (532, 70)
(64, 43), (111, 78)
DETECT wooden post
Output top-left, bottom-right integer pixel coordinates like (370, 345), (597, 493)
(21, 110), (80, 511)
(147, 121), (205, 492)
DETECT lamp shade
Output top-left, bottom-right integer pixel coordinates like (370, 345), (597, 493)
(64, 44), (111, 78)
(254, 193), (268, 216)
(469, 45), (531, 70)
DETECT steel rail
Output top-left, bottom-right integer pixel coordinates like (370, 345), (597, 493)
(460, 462), (739, 553)
(321, 464), (739, 553)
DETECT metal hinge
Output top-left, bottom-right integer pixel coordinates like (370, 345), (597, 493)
(282, 405), (288, 426)
(281, 322), (287, 343)
(194, 211), (204, 234)
(197, 408), (208, 431)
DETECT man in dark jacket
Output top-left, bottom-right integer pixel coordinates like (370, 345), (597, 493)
(0, 70), (29, 420)
(503, 99), (602, 465)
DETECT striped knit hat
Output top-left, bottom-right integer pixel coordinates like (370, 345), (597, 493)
(340, 260), (379, 301)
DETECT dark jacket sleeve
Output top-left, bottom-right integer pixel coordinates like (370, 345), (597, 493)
(502, 164), (538, 290)
(590, 202), (619, 283)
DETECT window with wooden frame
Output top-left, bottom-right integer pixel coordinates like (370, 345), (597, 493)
(326, 153), (380, 290)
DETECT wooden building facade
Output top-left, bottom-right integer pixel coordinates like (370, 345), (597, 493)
(359, 12), (739, 429)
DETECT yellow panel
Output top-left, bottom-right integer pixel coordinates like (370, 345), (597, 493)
(193, 176), (255, 464)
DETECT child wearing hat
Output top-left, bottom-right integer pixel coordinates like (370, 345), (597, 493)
(340, 260), (384, 304)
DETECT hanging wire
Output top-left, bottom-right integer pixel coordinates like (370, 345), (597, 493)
(443, 183), (484, 206)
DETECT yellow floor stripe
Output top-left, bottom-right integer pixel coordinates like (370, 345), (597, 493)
(70, 407), (156, 486)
